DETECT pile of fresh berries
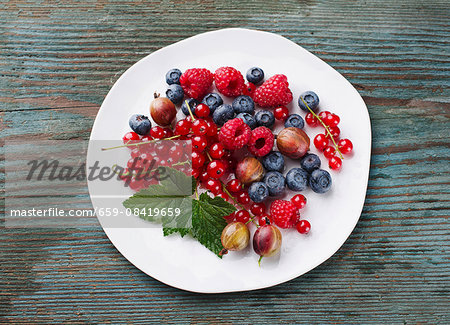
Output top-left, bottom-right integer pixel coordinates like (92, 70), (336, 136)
(119, 66), (354, 262)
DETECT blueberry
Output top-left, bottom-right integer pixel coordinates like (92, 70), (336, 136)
(232, 95), (255, 114)
(300, 153), (321, 173)
(181, 98), (199, 116)
(129, 114), (152, 135)
(246, 67), (264, 84)
(262, 151), (284, 172)
(166, 84), (184, 105)
(298, 91), (319, 112)
(309, 169), (332, 194)
(285, 168), (309, 191)
(248, 182), (269, 203)
(212, 104), (235, 126)
(202, 93), (223, 114)
(236, 112), (257, 129)
(264, 171), (286, 196)
(284, 114), (305, 129)
(255, 110), (275, 128)
(165, 68), (182, 85)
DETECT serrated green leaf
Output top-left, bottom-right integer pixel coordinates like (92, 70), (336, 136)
(190, 193), (236, 257)
(163, 227), (190, 237)
(123, 167), (193, 228)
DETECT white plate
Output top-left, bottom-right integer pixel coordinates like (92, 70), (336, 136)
(88, 28), (371, 293)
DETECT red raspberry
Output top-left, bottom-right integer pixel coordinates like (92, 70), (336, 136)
(214, 67), (245, 97)
(219, 118), (251, 150)
(179, 68), (213, 100)
(247, 126), (274, 157)
(270, 200), (298, 229)
(252, 74), (293, 108)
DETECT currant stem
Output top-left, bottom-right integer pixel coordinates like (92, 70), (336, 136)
(102, 134), (182, 151)
(300, 97), (344, 160)
(222, 185), (245, 210)
(258, 255), (263, 266)
(185, 100), (196, 121)
(195, 186), (199, 200)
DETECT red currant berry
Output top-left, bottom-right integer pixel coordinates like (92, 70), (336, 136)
(237, 191), (250, 205)
(226, 179), (242, 193)
(305, 113), (319, 127)
(192, 119), (208, 136)
(191, 151), (206, 168)
(191, 168), (201, 179)
(329, 113), (340, 127)
(258, 214), (272, 226)
(338, 138), (353, 154)
(141, 135), (153, 142)
(129, 177), (145, 191)
(329, 156), (342, 170)
(242, 82), (256, 96)
(163, 128), (173, 138)
(274, 106), (289, 121)
(195, 103), (210, 118)
(192, 135), (208, 152)
(150, 126), (165, 139)
(199, 169), (209, 183)
(222, 150), (232, 159)
(325, 126), (340, 139)
(250, 202), (266, 216)
(131, 148), (141, 159)
(224, 211), (236, 223)
(235, 210), (251, 223)
(168, 144), (183, 160)
(123, 132), (140, 144)
(205, 179), (222, 195)
(217, 191), (230, 201)
(323, 113), (336, 127)
(127, 157), (138, 169)
(323, 146), (336, 159)
(318, 111), (331, 120)
(174, 119), (191, 136)
(204, 117), (218, 137)
(314, 134), (329, 151)
(291, 194), (307, 209)
(206, 160), (226, 179)
(209, 142), (225, 159)
(296, 220), (311, 234)
(224, 156), (237, 171)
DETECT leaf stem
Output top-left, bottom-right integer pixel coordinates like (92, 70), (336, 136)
(102, 134), (182, 151)
(300, 97), (344, 160)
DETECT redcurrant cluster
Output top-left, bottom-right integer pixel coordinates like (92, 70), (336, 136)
(305, 110), (353, 170)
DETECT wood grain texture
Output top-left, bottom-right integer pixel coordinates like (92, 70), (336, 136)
(1, 0), (449, 323)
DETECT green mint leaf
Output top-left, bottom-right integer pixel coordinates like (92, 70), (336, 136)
(190, 193), (236, 257)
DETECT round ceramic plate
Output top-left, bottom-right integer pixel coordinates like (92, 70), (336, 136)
(88, 28), (371, 293)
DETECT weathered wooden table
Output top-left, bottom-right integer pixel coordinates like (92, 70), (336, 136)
(1, 0), (449, 323)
